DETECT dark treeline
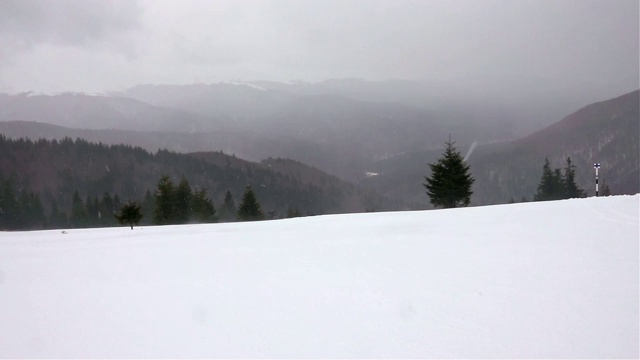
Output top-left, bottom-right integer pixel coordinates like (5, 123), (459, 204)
(0, 172), (292, 230)
(533, 157), (588, 201)
(0, 172), (124, 230)
(0, 135), (393, 230)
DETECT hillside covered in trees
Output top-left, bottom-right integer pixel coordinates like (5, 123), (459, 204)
(361, 90), (639, 205)
(0, 135), (399, 230)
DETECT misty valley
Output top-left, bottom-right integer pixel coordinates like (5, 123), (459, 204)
(0, 80), (638, 230)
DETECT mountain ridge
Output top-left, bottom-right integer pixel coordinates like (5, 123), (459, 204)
(361, 89), (640, 205)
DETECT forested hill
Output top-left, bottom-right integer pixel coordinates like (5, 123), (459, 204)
(0, 135), (398, 230)
(361, 89), (639, 206)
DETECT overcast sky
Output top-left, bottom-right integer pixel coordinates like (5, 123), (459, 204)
(0, 0), (637, 96)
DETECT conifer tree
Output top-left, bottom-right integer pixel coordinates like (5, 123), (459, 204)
(563, 157), (586, 198)
(99, 192), (115, 226)
(534, 157), (585, 201)
(219, 190), (237, 222)
(534, 158), (565, 201)
(601, 180), (611, 196)
(237, 186), (265, 221)
(192, 187), (217, 223)
(0, 177), (21, 230)
(423, 138), (474, 208)
(113, 194), (122, 212)
(174, 177), (193, 224)
(70, 190), (89, 228)
(115, 201), (143, 230)
(141, 190), (155, 225)
(20, 191), (45, 229)
(153, 175), (176, 225)
(286, 207), (302, 218)
(85, 195), (100, 226)
(48, 200), (68, 229)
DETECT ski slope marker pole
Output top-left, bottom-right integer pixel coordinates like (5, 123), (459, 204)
(594, 163), (601, 197)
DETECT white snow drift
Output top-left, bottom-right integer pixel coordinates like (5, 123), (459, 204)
(0, 195), (638, 358)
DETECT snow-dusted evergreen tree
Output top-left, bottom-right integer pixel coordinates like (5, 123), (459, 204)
(237, 186), (265, 221)
(424, 138), (474, 208)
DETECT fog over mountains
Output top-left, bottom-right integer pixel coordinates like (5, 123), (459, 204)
(362, 90), (639, 206)
(2, 79), (541, 183)
(0, 79), (638, 210)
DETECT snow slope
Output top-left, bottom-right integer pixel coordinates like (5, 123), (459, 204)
(0, 195), (638, 358)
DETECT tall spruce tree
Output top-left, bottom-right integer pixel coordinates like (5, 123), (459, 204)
(70, 190), (89, 228)
(237, 186), (265, 221)
(192, 187), (217, 223)
(219, 190), (237, 222)
(153, 175), (176, 225)
(423, 139), (474, 208)
(534, 158), (564, 201)
(0, 178), (21, 230)
(534, 157), (585, 201)
(141, 190), (155, 225)
(563, 157), (586, 198)
(174, 177), (193, 224)
(20, 191), (45, 229)
(99, 192), (115, 226)
(48, 200), (68, 229)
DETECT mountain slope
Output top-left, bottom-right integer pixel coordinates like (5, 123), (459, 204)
(362, 90), (640, 205)
(0, 135), (397, 225)
(1, 195), (637, 358)
(0, 92), (215, 132)
(117, 81), (542, 180)
(118, 83), (295, 130)
(472, 89), (639, 203)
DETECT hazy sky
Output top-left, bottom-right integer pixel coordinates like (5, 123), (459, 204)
(0, 0), (637, 95)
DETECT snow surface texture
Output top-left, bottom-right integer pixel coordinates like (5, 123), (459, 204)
(0, 195), (638, 358)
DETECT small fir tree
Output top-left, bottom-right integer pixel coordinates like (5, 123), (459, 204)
(601, 180), (612, 196)
(286, 207), (302, 218)
(423, 138), (475, 208)
(115, 201), (143, 230)
(267, 210), (279, 220)
(237, 186), (265, 221)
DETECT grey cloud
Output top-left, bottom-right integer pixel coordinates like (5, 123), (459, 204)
(0, 0), (637, 97)
(0, 0), (142, 48)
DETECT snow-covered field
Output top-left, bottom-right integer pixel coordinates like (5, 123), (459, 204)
(1, 195), (638, 358)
